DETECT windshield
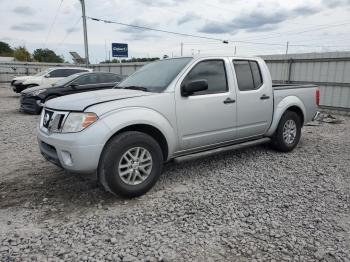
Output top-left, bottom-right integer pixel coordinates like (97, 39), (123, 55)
(33, 69), (50, 77)
(52, 73), (84, 86)
(117, 57), (192, 92)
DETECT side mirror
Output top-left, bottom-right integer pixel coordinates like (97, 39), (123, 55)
(181, 79), (208, 97)
(44, 74), (50, 78)
(69, 83), (79, 89)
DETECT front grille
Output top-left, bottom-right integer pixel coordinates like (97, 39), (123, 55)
(41, 109), (69, 133)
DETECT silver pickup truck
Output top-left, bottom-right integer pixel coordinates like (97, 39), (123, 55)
(37, 56), (319, 197)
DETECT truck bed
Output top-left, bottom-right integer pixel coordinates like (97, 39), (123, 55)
(272, 83), (318, 125)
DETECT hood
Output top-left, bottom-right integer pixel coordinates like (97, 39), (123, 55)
(13, 76), (32, 82)
(22, 77), (41, 85)
(45, 89), (153, 111)
(22, 84), (51, 94)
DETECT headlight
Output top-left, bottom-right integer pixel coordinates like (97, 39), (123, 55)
(61, 112), (98, 133)
(31, 89), (46, 96)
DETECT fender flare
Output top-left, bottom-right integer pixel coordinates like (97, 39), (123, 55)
(265, 96), (306, 137)
(100, 107), (177, 159)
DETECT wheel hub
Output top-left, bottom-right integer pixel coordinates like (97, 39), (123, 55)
(118, 147), (153, 186)
(283, 119), (297, 144)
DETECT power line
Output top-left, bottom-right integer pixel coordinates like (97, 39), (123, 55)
(56, 16), (82, 48)
(86, 16), (229, 43)
(240, 19), (350, 41)
(86, 16), (290, 46)
(87, 16), (350, 50)
(44, 0), (64, 47)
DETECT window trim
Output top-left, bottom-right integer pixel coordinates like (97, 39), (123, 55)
(233, 59), (264, 91)
(181, 59), (229, 96)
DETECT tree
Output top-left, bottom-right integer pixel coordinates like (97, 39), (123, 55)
(0, 41), (14, 57)
(33, 48), (64, 63)
(13, 46), (32, 61)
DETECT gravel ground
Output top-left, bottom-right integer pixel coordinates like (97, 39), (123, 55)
(0, 85), (350, 262)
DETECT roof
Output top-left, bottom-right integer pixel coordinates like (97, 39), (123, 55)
(46, 67), (92, 70)
(164, 55), (259, 60)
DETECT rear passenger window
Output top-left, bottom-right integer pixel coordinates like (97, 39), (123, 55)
(99, 74), (122, 83)
(49, 69), (89, 78)
(233, 60), (263, 91)
(182, 60), (228, 95)
(49, 69), (65, 78)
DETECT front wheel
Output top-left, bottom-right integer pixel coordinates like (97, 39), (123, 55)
(98, 131), (163, 198)
(271, 111), (301, 152)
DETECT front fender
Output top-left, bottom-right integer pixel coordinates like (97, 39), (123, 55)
(265, 96), (306, 137)
(99, 107), (177, 159)
(22, 79), (40, 86)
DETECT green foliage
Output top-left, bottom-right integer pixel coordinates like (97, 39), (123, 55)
(13, 46), (32, 61)
(101, 57), (160, 64)
(0, 41), (14, 57)
(33, 48), (64, 63)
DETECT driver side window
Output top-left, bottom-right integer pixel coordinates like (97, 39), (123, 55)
(182, 60), (228, 96)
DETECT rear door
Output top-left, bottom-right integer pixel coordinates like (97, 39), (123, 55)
(69, 74), (100, 93)
(175, 58), (237, 151)
(232, 59), (273, 139)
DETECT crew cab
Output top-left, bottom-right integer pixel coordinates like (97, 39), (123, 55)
(11, 67), (92, 93)
(37, 56), (319, 198)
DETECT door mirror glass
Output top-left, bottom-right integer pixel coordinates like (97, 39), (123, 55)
(181, 79), (208, 97)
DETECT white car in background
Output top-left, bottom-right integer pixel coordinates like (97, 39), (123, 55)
(11, 67), (92, 93)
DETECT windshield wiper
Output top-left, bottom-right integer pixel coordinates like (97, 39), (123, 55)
(117, 86), (149, 92)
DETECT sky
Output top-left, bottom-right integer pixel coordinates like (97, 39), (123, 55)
(1, 0), (350, 63)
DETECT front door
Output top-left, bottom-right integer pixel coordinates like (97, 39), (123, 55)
(175, 59), (237, 151)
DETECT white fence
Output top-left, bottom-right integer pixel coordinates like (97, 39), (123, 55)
(261, 52), (350, 111)
(1, 52), (350, 111)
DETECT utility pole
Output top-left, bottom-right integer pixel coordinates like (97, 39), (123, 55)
(180, 42), (183, 56)
(104, 39), (107, 61)
(80, 0), (89, 67)
(285, 41), (289, 55)
(234, 45), (237, 56)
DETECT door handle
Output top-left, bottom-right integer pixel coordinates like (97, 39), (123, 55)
(223, 97), (236, 104)
(260, 94), (270, 100)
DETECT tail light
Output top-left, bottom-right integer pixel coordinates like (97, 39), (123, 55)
(316, 87), (320, 106)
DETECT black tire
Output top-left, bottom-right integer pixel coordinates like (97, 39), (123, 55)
(271, 111), (301, 152)
(98, 131), (163, 198)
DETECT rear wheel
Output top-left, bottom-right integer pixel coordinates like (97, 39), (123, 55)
(98, 131), (163, 198)
(271, 111), (301, 152)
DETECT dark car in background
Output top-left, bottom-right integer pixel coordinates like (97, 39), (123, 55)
(20, 72), (123, 114)
(11, 67), (92, 93)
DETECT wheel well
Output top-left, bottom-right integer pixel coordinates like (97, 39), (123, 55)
(114, 124), (169, 160)
(286, 106), (304, 126)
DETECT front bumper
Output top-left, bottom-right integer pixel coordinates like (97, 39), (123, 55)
(37, 120), (110, 174)
(20, 94), (42, 114)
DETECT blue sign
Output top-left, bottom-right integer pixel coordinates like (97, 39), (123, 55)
(112, 43), (128, 57)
